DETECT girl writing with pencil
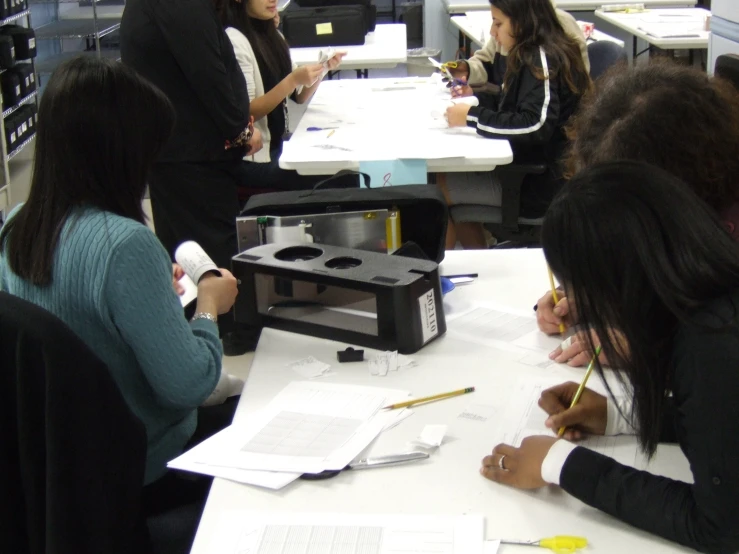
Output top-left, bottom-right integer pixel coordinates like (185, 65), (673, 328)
(440, 0), (591, 249)
(216, 0), (345, 190)
(536, 62), (739, 366)
(482, 162), (739, 552)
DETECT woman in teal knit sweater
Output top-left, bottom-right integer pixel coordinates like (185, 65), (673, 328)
(0, 58), (239, 507)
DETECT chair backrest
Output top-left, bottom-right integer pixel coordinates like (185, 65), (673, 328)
(587, 41), (627, 80)
(0, 292), (148, 554)
(715, 54), (739, 91)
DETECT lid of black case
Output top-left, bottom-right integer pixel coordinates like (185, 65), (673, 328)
(241, 182), (448, 264)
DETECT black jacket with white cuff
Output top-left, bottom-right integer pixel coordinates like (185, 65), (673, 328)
(467, 47), (583, 217)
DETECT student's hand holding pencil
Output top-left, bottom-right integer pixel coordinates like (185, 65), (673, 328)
(539, 382), (607, 441)
(535, 288), (570, 335)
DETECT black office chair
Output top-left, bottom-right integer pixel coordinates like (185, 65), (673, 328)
(449, 42), (629, 248)
(0, 292), (149, 554)
(0, 292), (199, 554)
(588, 41), (627, 81)
(715, 53), (739, 91)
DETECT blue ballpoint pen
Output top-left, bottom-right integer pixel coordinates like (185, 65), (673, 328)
(307, 126), (339, 131)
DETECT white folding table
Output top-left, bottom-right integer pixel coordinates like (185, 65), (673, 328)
(451, 11), (624, 57)
(290, 24), (408, 78)
(278, 77), (513, 176)
(595, 7), (710, 62)
(192, 249), (695, 554)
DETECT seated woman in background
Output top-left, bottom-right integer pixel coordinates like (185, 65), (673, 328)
(537, 61), (739, 366)
(218, 0), (345, 190)
(0, 57), (239, 511)
(482, 161), (739, 553)
(442, 0), (592, 249)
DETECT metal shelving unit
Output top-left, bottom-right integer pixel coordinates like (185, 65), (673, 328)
(32, 0), (124, 76)
(0, 5), (40, 218)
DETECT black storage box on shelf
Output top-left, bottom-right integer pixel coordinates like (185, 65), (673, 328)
(1, 68), (21, 108)
(1, 25), (36, 60)
(240, 182), (448, 264)
(12, 62), (34, 96)
(295, 0), (376, 32)
(0, 35), (15, 69)
(283, 6), (367, 47)
(10, 0), (25, 15)
(17, 104), (33, 141)
(232, 242), (446, 354)
(4, 111), (20, 151)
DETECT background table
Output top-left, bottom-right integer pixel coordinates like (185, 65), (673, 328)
(192, 249), (694, 554)
(444, 0), (697, 13)
(451, 11), (624, 57)
(279, 77), (513, 176)
(290, 24), (408, 78)
(595, 7), (710, 60)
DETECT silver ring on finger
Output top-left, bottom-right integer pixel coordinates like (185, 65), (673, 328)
(498, 454), (507, 470)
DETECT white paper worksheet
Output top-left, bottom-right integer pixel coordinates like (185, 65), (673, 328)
(169, 381), (411, 476)
(209, 512), (485, 554)
(446, 303), (562, 368)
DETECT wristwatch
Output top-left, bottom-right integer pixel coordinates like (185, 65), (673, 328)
(191, 312), (217, 324)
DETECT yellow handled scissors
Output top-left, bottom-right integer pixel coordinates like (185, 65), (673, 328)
(502, 536), (588, 553)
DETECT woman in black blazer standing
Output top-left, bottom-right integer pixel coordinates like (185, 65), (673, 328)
(482, 162), (739, 553)
(120, 0), (262, 355)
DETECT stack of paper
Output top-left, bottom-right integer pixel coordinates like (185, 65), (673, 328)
(168, 381), (413, 490)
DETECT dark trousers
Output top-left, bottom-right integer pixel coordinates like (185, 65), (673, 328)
(149, 161), (243, 335)
(141, 397), (239, 517)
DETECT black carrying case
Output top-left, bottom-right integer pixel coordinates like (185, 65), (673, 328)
(4, 111), (20, 150)
(241, 174), (448, 264)
(1, 69), (21, 108)
(1, 25), (36, 60)
(12, 63), (34, 96)
(0, 35), (15, 69)
(283, 6), (367, 47)
(295, 0), (376, 32)
(16, 104), (33, 141)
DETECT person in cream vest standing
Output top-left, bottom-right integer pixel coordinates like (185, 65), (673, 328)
(217, 0), (345, 190)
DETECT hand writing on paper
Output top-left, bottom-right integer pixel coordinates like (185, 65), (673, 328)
(480, 436), (556, 489)
(445, 103), (471, 127)
(549, 328), (625, 367)
(539, 382), (607, 441)
(536, 288), (571, 335)
(172, 263), (186, 296)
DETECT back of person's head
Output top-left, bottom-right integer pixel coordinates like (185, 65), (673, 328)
(542, 161), (739, 456)
(217, 0), (291, 84)
(566, 59), (739, 217)
(490, 0), (591, 95)
(0, 56), (175, 286)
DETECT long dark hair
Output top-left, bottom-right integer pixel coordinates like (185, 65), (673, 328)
(0, 56), (175, 286)
(542, 161), (739, 455)
(490, 0), (591, 95)
(565, 59), (739, 214)
(217, 0), (292, 86)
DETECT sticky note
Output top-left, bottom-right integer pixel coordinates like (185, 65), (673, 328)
(315, 22), (333, 35)
(360, 159), (427, 188)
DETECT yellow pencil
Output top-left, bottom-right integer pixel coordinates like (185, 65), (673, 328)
(384, 387), (475, 410)
(548, 266), (566, 335)
(327, 129), (336, 138)
(557, 346), (602, 437)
